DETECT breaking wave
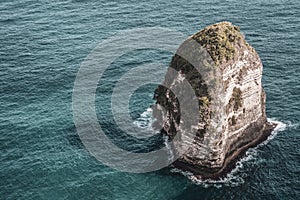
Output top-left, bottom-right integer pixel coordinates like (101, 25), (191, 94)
(133, 107), (154, 130)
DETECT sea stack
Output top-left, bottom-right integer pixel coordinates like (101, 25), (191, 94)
(153, 22), (276, 179)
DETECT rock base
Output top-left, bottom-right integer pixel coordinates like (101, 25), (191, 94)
(173, 121), (277, 180)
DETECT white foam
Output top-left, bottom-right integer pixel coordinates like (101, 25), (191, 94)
(163, 135), (174, 163)
(257, 118), (286, 147)
(135, 107), (288, 187)
(133, 107), (176, 162)
(133, 108), (153, 129)
(171, 118), (287, 187)
(283, 120), (299, 130)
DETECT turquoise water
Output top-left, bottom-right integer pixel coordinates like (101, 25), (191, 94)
(1, 0), (299, 199)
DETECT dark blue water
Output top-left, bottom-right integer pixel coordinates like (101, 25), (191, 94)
(1, 0), (299, 199)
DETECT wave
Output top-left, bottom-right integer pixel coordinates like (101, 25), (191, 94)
(133, 108), (175, 161)
(283, 120), (299, 130)
(171, 118), (287, 187)
(133, 107), (153, 130)
(163, 134), (175, 163)
(134, 108), (287, 187)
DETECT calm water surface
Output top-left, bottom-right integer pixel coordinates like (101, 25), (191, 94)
(0, 0), (299, 199)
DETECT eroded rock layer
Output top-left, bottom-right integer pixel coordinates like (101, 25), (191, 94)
(153, 22), (276, 179)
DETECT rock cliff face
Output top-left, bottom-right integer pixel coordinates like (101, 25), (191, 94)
(153, 22), (276, 179)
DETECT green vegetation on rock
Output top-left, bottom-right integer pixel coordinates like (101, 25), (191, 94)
(231, 87), (243, 111)
(192, 21), (246, 66)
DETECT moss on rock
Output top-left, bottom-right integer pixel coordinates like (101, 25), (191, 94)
(192, 21), (247, 66)
(231, 87), (243, 111)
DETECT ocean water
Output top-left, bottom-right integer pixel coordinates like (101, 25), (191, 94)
(1, 0), (299, 199)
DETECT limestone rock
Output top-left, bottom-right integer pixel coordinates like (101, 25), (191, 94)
(153, 22), (276, 179)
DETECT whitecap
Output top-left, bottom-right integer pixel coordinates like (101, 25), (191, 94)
(133, 107), (154, 129)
